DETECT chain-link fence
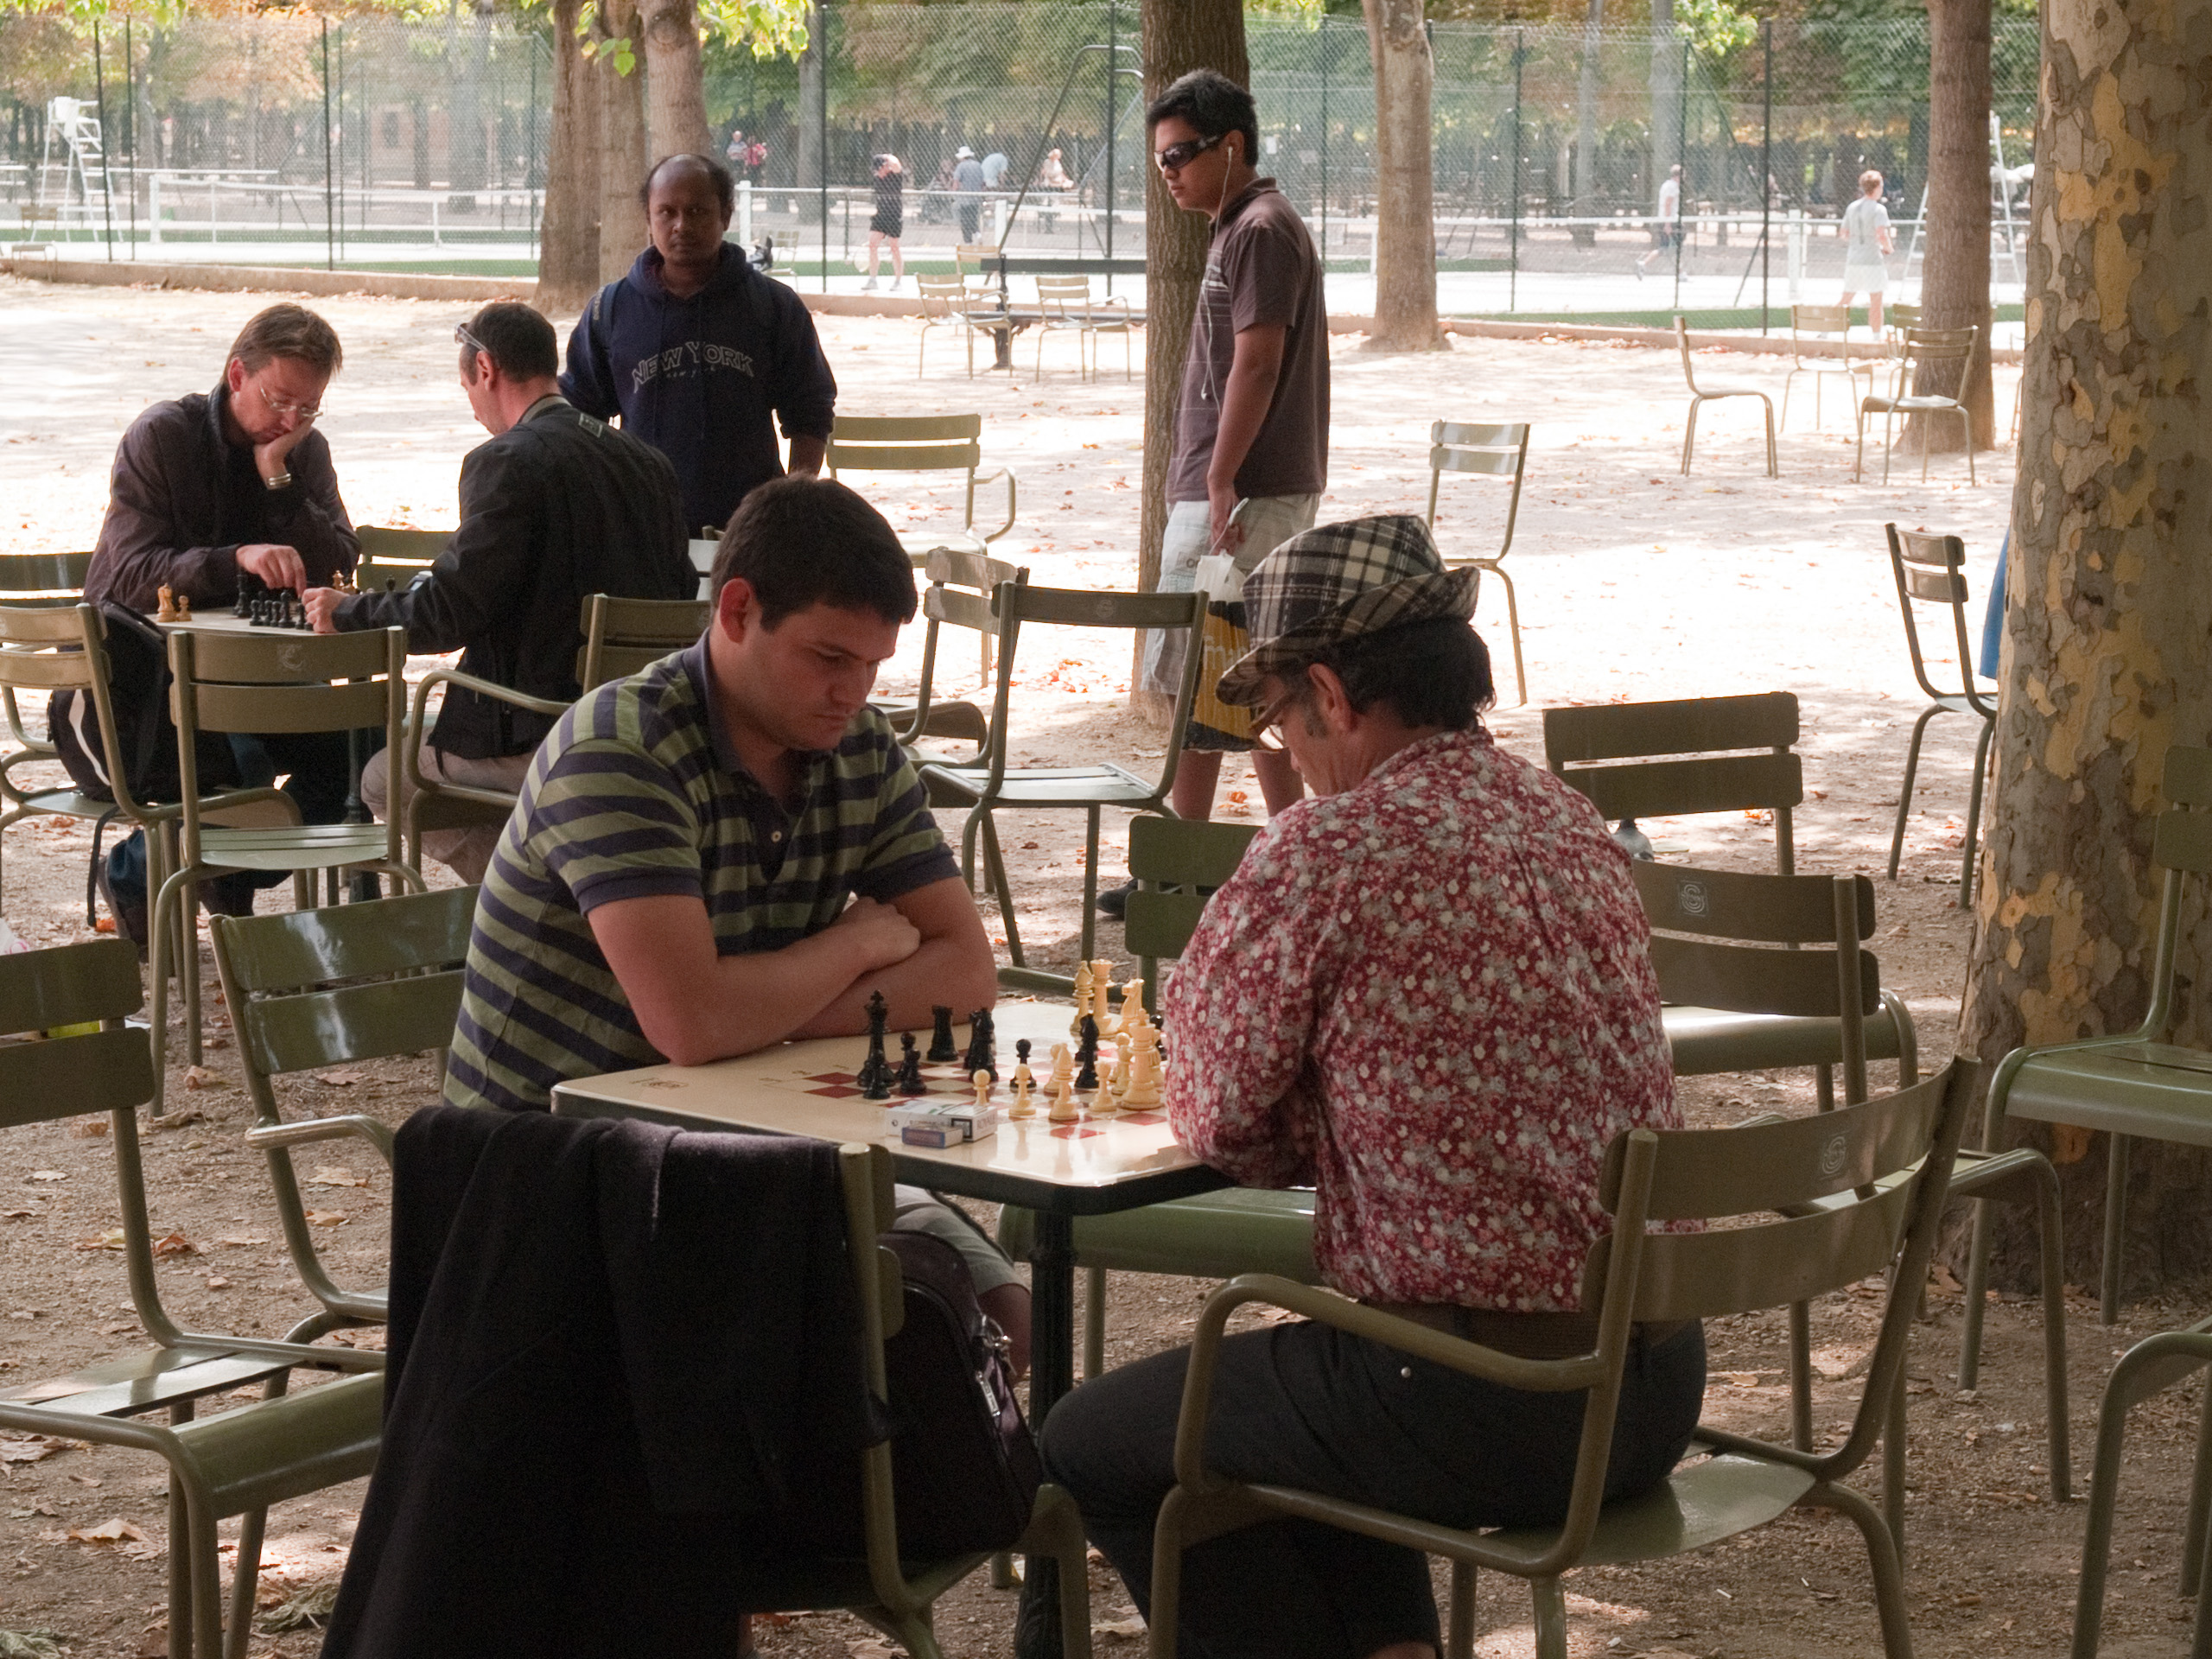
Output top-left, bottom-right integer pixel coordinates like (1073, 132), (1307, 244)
(0, 4), (2039, 319)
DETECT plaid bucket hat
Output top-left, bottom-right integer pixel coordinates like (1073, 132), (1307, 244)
(1216, 514), (1479, 707)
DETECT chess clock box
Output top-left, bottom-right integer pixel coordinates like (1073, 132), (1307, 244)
(887, 1100), (1001, 1147)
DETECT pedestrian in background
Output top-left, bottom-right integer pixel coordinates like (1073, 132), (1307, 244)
(1840, 168), (1895, 334)
(863, 154), (905, 291)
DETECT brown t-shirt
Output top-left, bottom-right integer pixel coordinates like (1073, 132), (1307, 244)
(1168, 180), (1330, 503)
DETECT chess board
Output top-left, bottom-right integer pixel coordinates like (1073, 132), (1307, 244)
(731, 1033), (1169, 1135)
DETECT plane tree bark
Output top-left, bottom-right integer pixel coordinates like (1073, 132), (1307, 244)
(1361, 0), (1445, 351)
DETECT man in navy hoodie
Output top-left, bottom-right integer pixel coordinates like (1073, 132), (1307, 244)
(561, 152), (838, 538)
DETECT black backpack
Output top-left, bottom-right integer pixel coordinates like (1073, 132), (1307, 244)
(48, 602), (239, 807)
(790, 1227), (1045, 1560)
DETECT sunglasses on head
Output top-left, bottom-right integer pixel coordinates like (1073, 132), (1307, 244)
(454, 322), (489, 357)
(1154, 132), (1227, 173)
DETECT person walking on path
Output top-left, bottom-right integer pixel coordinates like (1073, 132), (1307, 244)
(862, 155), (905, 291)
(1635, 163), (1683, 276)
(953, 146), (985, 243)
(1840, 168), (1895, 334)
(1101, 68), (1331, 920)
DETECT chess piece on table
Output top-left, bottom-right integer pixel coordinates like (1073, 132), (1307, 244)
(1046, 1062), (1077, 1124)
(1117, 979), (1146, 1033)
(962, 1007), (996, 1081)
(856, 990), (893, 1100)
(1121, 1037), (1161, 1107)
(895, 1033), (927, 1096)
(1070, 962), (1094, 1039)
(1107, 1037), (1131, 1102)
(927, 1005), (958, 1063)
(972, 1069), (994, 1111)
(1074, 1014), (1100, 1091)
(1009, 1038), (1034, 1099)
(156, 586), (181, 623)
(1010, 1071), (1035, 1119)
(232, 575), (257, 620)
(1090, 959), (1115, 1028)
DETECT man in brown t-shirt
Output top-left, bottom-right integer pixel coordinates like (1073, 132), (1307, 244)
(1112, 69), (1331, 918)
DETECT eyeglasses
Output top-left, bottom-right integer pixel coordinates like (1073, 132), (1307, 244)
(1249, 686), (1300, 753)
(253, 380), (321, 423)
(454, 322), (489, 358)
(1154, 132), (1226, 174)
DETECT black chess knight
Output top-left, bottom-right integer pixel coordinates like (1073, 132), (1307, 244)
(962, 1007), (996, 1081)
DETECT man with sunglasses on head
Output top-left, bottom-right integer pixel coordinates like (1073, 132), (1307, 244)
(84, 302), (359, 945)
(1103, 69), (1331, 920)
(302, 302), (692, 884)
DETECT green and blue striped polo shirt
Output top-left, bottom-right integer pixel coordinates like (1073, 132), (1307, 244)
(445, 639), (961, 1112)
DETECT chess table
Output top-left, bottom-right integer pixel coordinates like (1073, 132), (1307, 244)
(550, 995), (1224, 1656)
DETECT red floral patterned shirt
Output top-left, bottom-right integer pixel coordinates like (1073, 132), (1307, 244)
(1164, 727), (1677, 1312)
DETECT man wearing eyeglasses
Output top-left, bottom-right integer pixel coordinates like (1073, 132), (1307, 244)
(83, 302), (359, 946)
(302, 302), (693, 883)
(1104, 69), (1331, 921)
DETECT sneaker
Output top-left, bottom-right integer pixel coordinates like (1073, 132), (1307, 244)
(93, 859), (149, 963)
(1094, 879), (1137, 920)
(861, 276), (879, 292)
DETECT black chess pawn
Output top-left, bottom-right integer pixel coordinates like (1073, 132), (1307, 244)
(1074, 1014), (1100, 1090)
(926, 1005), (957, 1063)
(962, 1007), (996, 1082)
(896, 1034), (927, 1096)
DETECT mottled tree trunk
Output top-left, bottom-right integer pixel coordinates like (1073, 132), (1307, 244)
(1133, 0), (1248, 722)
(1913, 0), (1994, 452)
(594, 0), (650, 285)
(1956, 0), (2212, 1293)
(536, 0), (601, 316)
(1648, 0), (1679, 206)
(640, 0), (714, 162)
(1569, 0), (1603, 247)
(797, 0), (825, 189)
(1361, 0), (1444, 352)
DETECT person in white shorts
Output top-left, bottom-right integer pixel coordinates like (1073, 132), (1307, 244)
(1840, 168), (1895, 333)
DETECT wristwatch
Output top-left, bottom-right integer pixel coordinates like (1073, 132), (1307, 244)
(263, 470), (293, 493)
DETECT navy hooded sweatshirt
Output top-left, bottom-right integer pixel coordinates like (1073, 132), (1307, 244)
(560, 243), (838, 537)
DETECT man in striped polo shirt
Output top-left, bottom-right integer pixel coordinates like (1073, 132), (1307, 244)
(444, 475), (1026, 1363)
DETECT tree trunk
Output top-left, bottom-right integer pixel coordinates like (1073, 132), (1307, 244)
(1648, 0), (1679, 205)
(448, 0), (492, 195)
(1134, 0), (1248, 723)
(536, 0), (601, 316)
(797, 0), (825, 189)
(1360, 0), (1444, 352)
(1913, 0), (1994, 453)
(1569, 0), (1602, 246)
(594, 0), (649, 284)
(640, 0), (713, 161)
(1955, 0), (2212, 1295)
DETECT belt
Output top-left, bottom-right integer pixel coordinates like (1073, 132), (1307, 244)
(1359, 1302), (1695, 1362)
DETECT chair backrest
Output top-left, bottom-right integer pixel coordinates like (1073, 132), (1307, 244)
(2126, 745), (2212, 1040)
(827, 413), (985, 480)
(0, 938), (181, 1340)
(1633, 860), (1880, 1102)
(0, 602), (158, 820)
(1898, 326), (1979, 399)
(1673, 316), (1709, 392)
(915, 275), (969, 318)
(168, 626), (408, 856)
(1125, 817), (1262, 1007)
(1541, 691), (1802, 872)
(892, 548), (1029, 748)
(1885, 302), (1922, 334)
(974, 576), (1209, 800)
(577, 593), (713, 690)
(1885, 524), (1992, 715)
(353, 525), (449, 594)
(1424, 420), (1530, 564)
(956, 243), (1004, 288)
(1790, 302), (1852, 342)
(0, 550), (92, 607)
(1036, 273), (1091, 316)
(209, 887), (476, 1320)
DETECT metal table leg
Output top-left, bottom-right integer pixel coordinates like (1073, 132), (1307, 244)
(1017, 1209), (1076, 1659)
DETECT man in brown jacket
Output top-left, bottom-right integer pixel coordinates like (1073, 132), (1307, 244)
(84, 303), (359, 946)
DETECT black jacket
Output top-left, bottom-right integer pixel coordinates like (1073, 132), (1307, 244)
(320, 1107), (871, 1659)
(560, 244), (838, 537)
(86, 382), (357, 610)
(334, 396), (693, 760)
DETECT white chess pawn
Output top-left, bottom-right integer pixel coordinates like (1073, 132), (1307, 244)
(971, 1069), (993, 1111)
(1009, 1072), (1036, 1120)
(1047, 1071), (1078, 1124)
(1108, 1038), (1131, 1101)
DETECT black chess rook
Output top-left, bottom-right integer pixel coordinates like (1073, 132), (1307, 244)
(926, 1005), (957, 1063)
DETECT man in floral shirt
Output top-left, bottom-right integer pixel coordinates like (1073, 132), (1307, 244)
(1040, 517), (1703, 1659)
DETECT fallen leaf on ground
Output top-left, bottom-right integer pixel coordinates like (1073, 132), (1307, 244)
(69, 1118), (108, 1139)
(74, 1230), (126, 1252)
(152, 1231), (200, 1258)
(182, 1065), (221, 1090)
(1093, 1617), (1147, 1639)
(67, 1516), (147, 1545)
(3, 1210), (36, 1220)
(151, 1107), (205, 1131)
(305, 1210), (349, 1227)
(257, 1580), (343, 1633)
(308, 1166), (368, 1188)
(205, 1275), (232, 1290)
(313, 1069), (365, 1087)
(27, 1171), (67, 1182)
(0, 1440), (55, 1464)
(217, 1236), (267, 1247)
(92, 915), (115, 934)
(0, 1630), (67, 1658)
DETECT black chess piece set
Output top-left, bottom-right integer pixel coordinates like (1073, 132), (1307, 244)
(859, 1000), (996, 1102)
(233, 575), (311, 630)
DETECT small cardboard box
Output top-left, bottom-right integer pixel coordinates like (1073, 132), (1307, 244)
(887, 1100), (1001, 1147)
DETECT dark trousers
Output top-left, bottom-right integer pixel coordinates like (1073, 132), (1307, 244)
(959, 200), (982, 242)
(106, 730), (352, 907)
(1039, 1319), (1706, 1659)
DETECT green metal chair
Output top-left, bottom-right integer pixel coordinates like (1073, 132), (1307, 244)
(1146, 1060), (1977, 1659)
(1967, 742), (2212, 1327)
(920, 575), (1207, 995)
(149, 626), (422, 1108)
(1780, 302), (1875, 435)
(352, 524), (448, 596)
(1674, 316), (1778, 479)
(578, 591), (713, 690)
(2069, 1313), (2212, 1659)
(0, 550), (91, 803)
(0, 938), (385, 1659)
(397, 666), (569, 874)
(1424, 420), (1532, 706)
(1884, 524), (1997, 906)
(207, 886), (478, 1339)
(871, 547), (1027, 757)
(825, 414), (1019, 569)
(1857, 324), (1979, 485)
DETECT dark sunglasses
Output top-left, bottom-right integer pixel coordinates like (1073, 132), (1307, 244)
(1154, 132), (1226, 173)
